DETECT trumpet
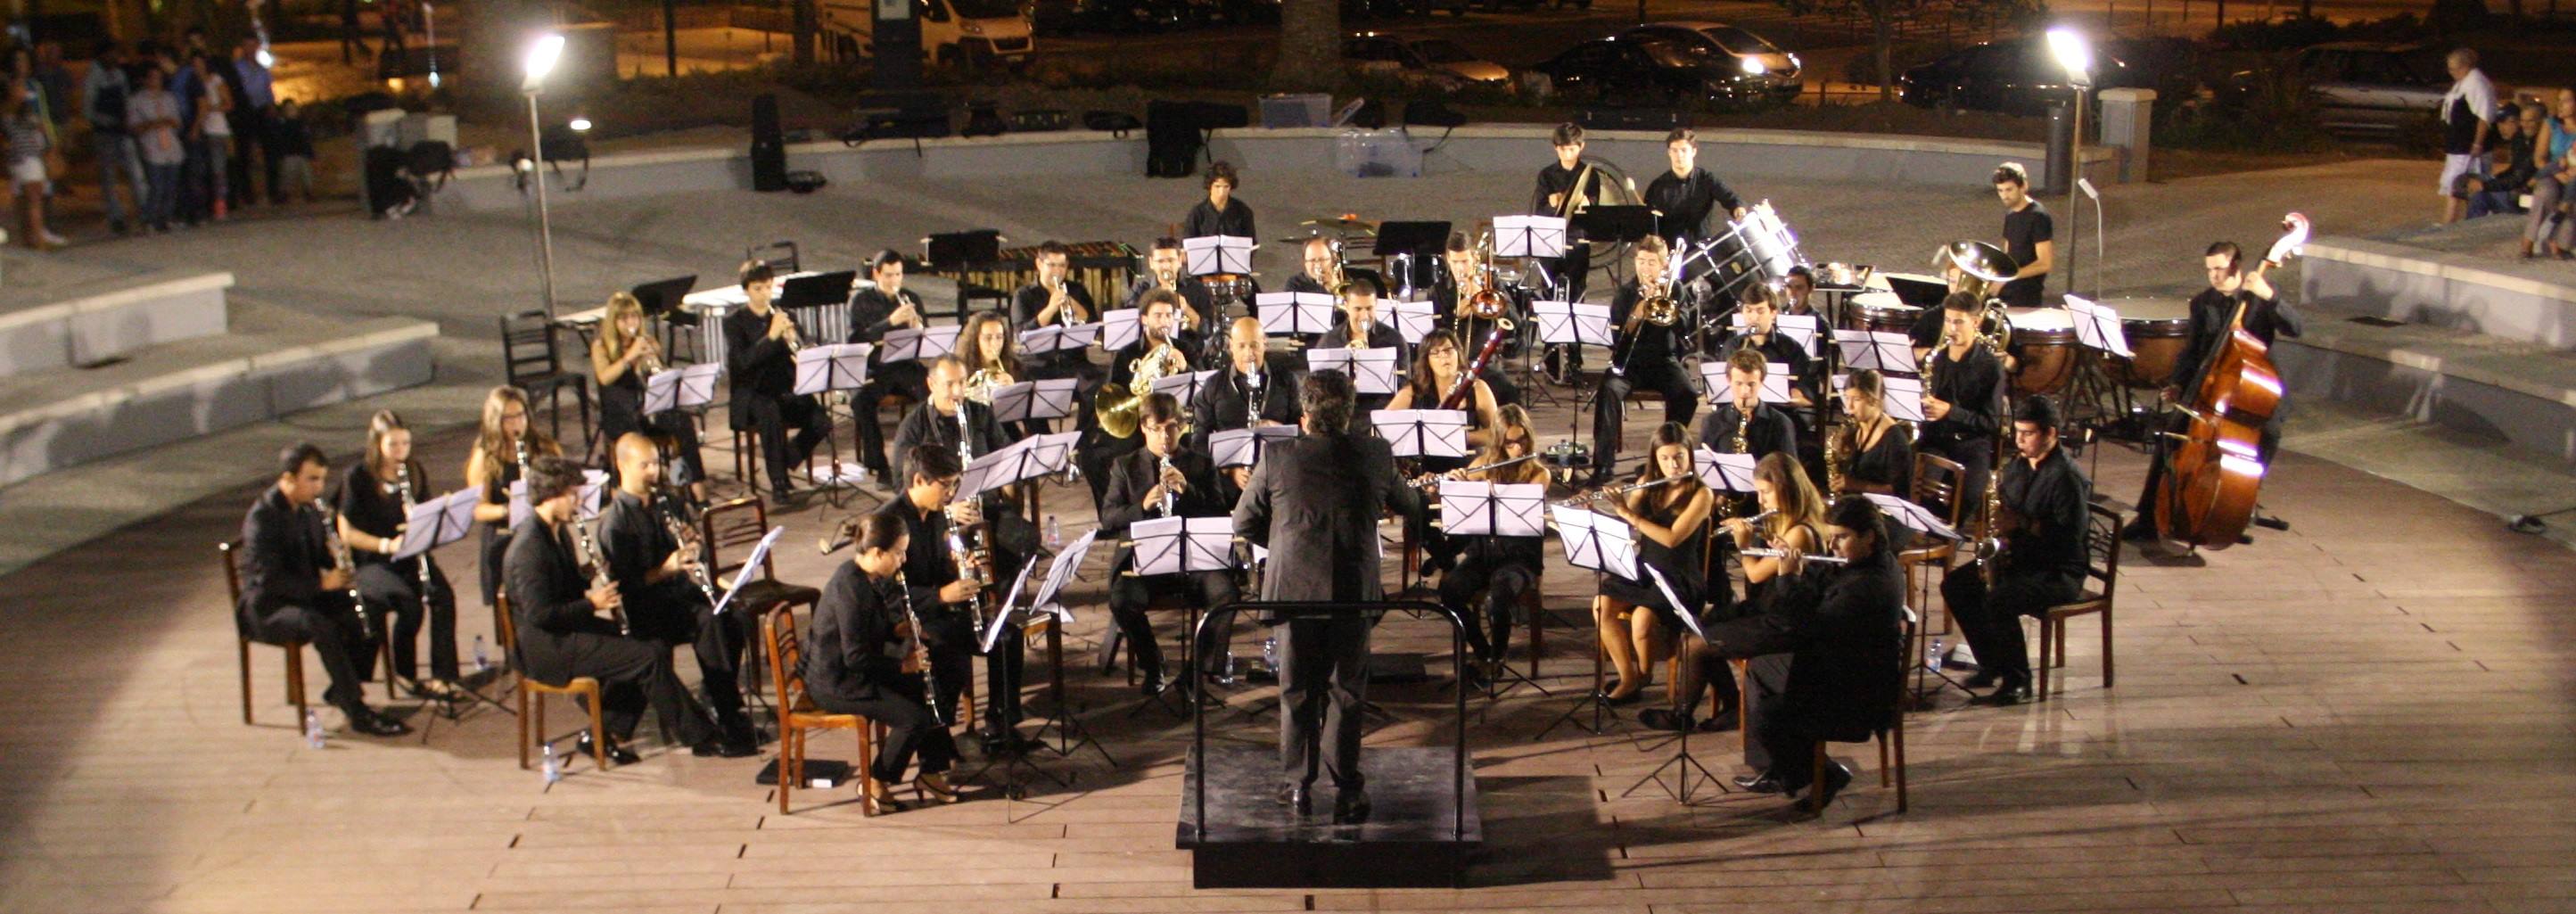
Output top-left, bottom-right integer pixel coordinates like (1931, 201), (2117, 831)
(1410, 452), (1543, 489)
(1053, 277), (1077, 326)
(1740, 547), (1849, 566)
(632, 333), (667, 375)
(1557, 473), (1679, 506)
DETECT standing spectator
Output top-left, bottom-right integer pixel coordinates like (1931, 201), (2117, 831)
(2530, 86), (2576, 260)
(2439, 47), (2497, 225)
(272, 98), (316, 202)
(4, 78), (64, 248)
(83, 41), (147, 235)
(340, 0), (374, 63)
(31, 41), (74, 128)
(155, 44), (207, 225)
(224, 38), (278, 207)
(190, 54), (234, 221)
(131, 65), (185, 233)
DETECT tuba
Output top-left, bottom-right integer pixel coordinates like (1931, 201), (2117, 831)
(1936, 240), (2017, 355)
(1091, 340), (1182, 439)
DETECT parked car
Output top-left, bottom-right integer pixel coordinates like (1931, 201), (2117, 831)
(2273, 42), (2448, 136)
(1617, 21), (1802, 102)
(1897, 37), (2187, 115)
(822, 0), (1033, 65)
(1431, 0), (1545, 13)
(1344, 32), (1511, 89)
(1534, 33), (1783, 110)
(1026, 0), (1197, 35)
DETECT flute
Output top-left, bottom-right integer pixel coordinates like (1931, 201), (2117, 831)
(1409, 452), (1543, 489)
(1739, 548), (1849, 565)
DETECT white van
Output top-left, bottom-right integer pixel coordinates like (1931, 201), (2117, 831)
(819, 0), (1034, 68)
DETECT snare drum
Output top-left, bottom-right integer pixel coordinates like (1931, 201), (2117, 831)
(2110, 296), (2193, 389)
(1844, 291), (1921, 335)
(2004, 307), (2077, 396)
(1204, 273), (1254, 305)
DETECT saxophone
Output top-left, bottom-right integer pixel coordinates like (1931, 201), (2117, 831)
(1824, 424), (1848, 497)
(893, 570), (945, 725)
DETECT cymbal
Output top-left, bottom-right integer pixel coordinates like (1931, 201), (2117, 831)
(1290, 214), (1379, 236)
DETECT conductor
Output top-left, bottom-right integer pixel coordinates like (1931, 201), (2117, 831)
(1231, 369), (1421, 823)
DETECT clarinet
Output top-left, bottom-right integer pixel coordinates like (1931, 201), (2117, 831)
(393, 461), (435, 609)
(319, 504), (366, 621)
(657, 489), (720, 606)
(573, 515), (627, 637)
(893, 570), (946, 726)
(1244, 369), (1263, 430)
(951, 402), (992, 632)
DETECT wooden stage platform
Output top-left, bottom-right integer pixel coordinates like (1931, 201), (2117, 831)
(2, 388), (2572, 914)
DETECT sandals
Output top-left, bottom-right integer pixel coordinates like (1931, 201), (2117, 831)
(917, 771), (961, 804)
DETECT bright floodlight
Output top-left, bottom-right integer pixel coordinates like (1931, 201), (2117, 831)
(569, 117), (593, 132)
(522, 33), (565, 92)
(2046, 26), (2093, 86)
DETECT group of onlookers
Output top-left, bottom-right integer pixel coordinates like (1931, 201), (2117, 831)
(4, 30), (317, 249)
(2435, 48), (2574, 259)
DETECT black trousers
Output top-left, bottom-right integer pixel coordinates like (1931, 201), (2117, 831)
(1438, 542), (1537, 663)
(1592, 358), (1700, 473)
(926, 609), (1026, 734)
(250, 597), (373, 712)
(627, 582), (752, 729)
(355, 561), (458, 682)
(815, 679), (959, 783)
(1940, 566), (2081, 687)
(1279, 615), (1370, 790)
(227, 105), (276, 206)
(1758, 713), (1830, 791)
(1739, 652), (1793, 771)
(1107, 571), (1239, 679)
(852, 360), (930, 473)
(738, 393), (827, 492)
(521, 617), (714, 745)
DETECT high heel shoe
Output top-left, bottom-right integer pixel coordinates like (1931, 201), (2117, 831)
(916, 771), (961, 804)
(863, 784), (909, 816)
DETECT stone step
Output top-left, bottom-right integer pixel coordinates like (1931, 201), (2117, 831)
(2274, 305), (2576, 470)
(0, 271), (233, 376)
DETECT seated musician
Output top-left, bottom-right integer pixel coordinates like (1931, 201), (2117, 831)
(506, 454), (725, 762)
(1719, 284), (1817, 417)
(957, 309), (1040, 441)
(1315, 281), (1403, 434)
(1190, 317), (1301, 457)
(871, 445), (1037, 754)
(1781, 266), (1833, 337)
(1665, 496), (1906, 810)
(1123, 236), (1214, 338)
(1283, 237), (1341, 347)
(1100, 392), (1242, 698)
(597, 433), (760, 757)
(1388, 329), (1504, 578)
(1590, 423), (1716, 706)
(723, 259), (828, 504)
(811, 511), (962, 813)
(243, 442), (409, 736)
(333, 410), (463, 701)
(1181, 160), (1256, 241)
(1940, 395), (2091, 706)
(1074, 289), (1199, 506)
(1009, 241), (1101, 390)
(589, 292), (708, 505)
(1830, 368), (1913, 498)
(890, 357), (1008, 490)
(1433, 404), (1552, 691)
(1434, 231), (1521, 408)
(1697, 349), (1800, 498)
(1642, 453), (1824, 737)
(846, 249), (933, 485)
(1590, 236), (1701, 488)
(464, 386), (564, 608)
(1918, 292), (2008, 510)
(2122, 240), (2299, 543)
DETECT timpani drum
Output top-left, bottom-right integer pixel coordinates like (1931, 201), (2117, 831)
(2004, 307), (2077, 396)
(1844, 291), (1922, 336)
(2111, 296), (2193, 389)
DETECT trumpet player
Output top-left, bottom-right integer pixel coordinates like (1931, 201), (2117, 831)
(506, 454), (727, 763)
(1101, 393), (1242, 699)
(1589, 236), (1700, 489)
(1284, 237), (1342, 345)
(242, 443), (408, 736)
(1919, 292), (2008, 515)
(332, 410), (463, 701)
(1011, 241), (1103, 391)
(1191, 317), (1301, 457)
(847, 250), (933, 484)
(1124, 236), (1214, 336)
(1072, 288), (1202, 503)
(599, 434), (761, 757)
(591, 292), (709, 505)
(1939, 396), (2090, 707)
(724, 259), (828, 504)
(811, 511), (963, 813)
(1590, 423), (1714, 707)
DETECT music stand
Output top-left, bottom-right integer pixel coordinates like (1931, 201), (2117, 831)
(1534, 301), (1612, 347)
(630, 276), (697, 319)
(1304, 347), (1399, 395)
(924, 229), (1002, 271)
(1839, 331), (1920, 376)
(398, 488), (509, 719)
(643, 363), (721, 416)
(2062, 294), (2137, 446)
(779, 270), (857, 309)
(1100, 309), (1140, 351)
(1621, 563), (1721, 805)
(1018, 323), (1101, 356)
(989, 379), (1079, 424)
(796, 344), (877, 506)
(1834, 373), (1926, 424)
(1438, 481), (1552, 698)
(709, 527), (787, 617)
(1371, 220), (1453, 292)
(1493, 214), (1568, 259)
(1535, 506), (1640, 740)
(1149, 369), (1214, 404)
(508, 470), (611, 530)
(1255, 292), (1335, 339)
(1370, 409), (1471, 459)
(1572, 205), (1655, 282)
(1732, 313), (1821, 358)
(967, 555), (1074, 797)
(958, 432), (1081, 497)
(1379, 300), (1437, 344)
(1692, 447), (1758, 495)
(1182, 235), (1255, 276)
(1867, 492), (1963, 542)
(1125, 516), (1242, 576)
(1209, 425), (1299, 468)
(1023, 528), (1114, 766)
(878, 325), (960, 363)
(1696, 362), (1792, 406)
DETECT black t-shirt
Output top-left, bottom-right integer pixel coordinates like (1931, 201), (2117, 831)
(1642, 168), (1742, 243)
(333, 460), (421, 570)
(2000, 202), (2053, 309)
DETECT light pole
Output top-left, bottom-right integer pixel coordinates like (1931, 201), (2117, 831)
(2046, 26), (2095, 300)
(523, 33), (566, 321)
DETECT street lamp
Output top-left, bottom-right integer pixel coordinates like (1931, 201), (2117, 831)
(2046, 25), (2095, 301)
(523, 32), (566, 320)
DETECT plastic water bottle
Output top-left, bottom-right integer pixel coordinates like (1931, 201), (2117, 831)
(303, 708), (325, 749)
(1926, 637), (1946, 672)
(1216, 649), (1239, 685)
(1261, 637), (1279, 674)
(540, 744), (563, 785)
(473, 634), (490, 673)
(1045, 515), (1061, 549)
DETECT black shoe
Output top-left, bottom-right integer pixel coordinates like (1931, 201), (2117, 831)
(1732, 771), (1785, 794)
(1636, 708), (1692, 732)
(347, 708), (409, 737)
(1796, 762), (1855, 813)
(1971, 683), (2033, 706)
(2119, 520), (2160, 544)
(1962, 671), (2000, 689)
(1460, 663), (1492, 695)
(1601, 686), (1644, 707)
(1277, 783), (1312, 814)
(694, 734), (761, 758)
(1333, 787), (1371, 824)
(1698, 704), (1741, 733)
(575, 731), (641, 765)
(1140, 670), (1167, 698)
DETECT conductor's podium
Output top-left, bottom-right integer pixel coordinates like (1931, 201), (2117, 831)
(1178, 745), (1482, 888)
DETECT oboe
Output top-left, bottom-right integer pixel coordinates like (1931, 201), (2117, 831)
(893, 570), (946, 726)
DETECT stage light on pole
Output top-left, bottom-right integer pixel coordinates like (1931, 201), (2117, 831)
(523, 32), (565, 93)
(523, 32), (566, 320)
(2046, 26), (2094, 87)
(2048, 25), (2095, 302)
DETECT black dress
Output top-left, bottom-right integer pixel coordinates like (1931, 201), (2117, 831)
(598, 357), (708, 486)
(1842, 420), (1914, 498)
(336, 459), (457, 682)
(1599, 488), (1706, 628)
(475, 450), (522, 606)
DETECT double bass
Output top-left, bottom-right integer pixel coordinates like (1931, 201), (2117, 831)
(2151, 214), (2309, 549)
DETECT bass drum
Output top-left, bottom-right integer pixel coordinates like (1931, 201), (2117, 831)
(1842, 291), (1921, 335)
(2111, 296), (2193, 389)
(2004, 306), (2077, 396)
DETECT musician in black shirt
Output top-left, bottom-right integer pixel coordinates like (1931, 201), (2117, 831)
(1718, 284), (1817, 417)
(1831, 369), (1914, 498)
(1123, 236), (1215, 336)
(1315, 284), (1403, 435)
(332, 411), (461, 699)
(1992, 162), (2054, 309)
(810, 511), (961, 813)
(1643, 128), (1745, 253)
(1100, 393), (1242, 696)
(890, 357), (1008, 493)
(1696, 348), (1798, 473)
(1592, 236), (1701, 486)
(1010, 241), (1102, 390)
(2123, 241), (2300, 542)
(1434, 232), (1521, 408)
(871, 444), (1035, 753)
(1530, 123), (1600, 303)
(1181, 160), (1256, 241)
(598, 434), (760, 756)
(1192, 317), (1301, 453)
(1919, 292), (2008, 511)
(243, 443), (407, 736)
(722, 260), (827, 501)
(1940, 396), (2091, 705)
(846, 250), (933, 482)
(590, 292), (707, 503)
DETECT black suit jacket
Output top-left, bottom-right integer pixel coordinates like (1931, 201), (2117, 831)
(889, 399), (1008, 487)
(1189, 354), (1303, 451)
(1232, 432), (1420, 602)
(238, 487), (333, 624)
(1697, 401), (1800, 466)
(807, 562), (911, 705)
(597, 490), (704, 613)
(1765, 548), (1906, 742)
(1102, 447), (1230, 573)
(503, 515), (608, 679)
(723, 305), (801, 425)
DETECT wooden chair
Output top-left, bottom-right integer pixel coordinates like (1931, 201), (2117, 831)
(500, 309), (594, 447)
(1809, 606), (1913, 816)
(494, 596), (612, 771)
(703, 494), (823, 704)
(1906, 451), (1968, 637)
(2036, 504), (2123, 701)
(220, 540), (309, 727)
(762, 604), (890, 814)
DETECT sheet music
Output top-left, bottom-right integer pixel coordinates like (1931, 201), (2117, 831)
(1533, 301), (1613, 347)
(1377, 300), (1436, 344)
(1437, 481), (1546, 537)
(710, 526), (786, 616)
(1149, 369), (1214, 403)
(392, 489), (478, 562)
(1032, 528), (1098, 622)
(976, 557), (1043, 653)
(793, 342), (874, 395)
(881, 326), (960, 363)
(1691, 447), (1758, 492)
(1370, 408), (1470, 458)
(1182, 235), (1255, 276)
(1101, 308), (1140, 351)
(1255, 292), (1336, 337)
(1305, 347), (1401, 395)
(644, 362), (723, 415)
(1642, 564), (1705, 638)
(1731, 313), (1820, 357)
(1210, 425), (1300, 468)
(1019, 323), (1101, 355)
(1839, 331), (1920, 375)
(989, 378), (1079, 423)
(1866, 493), (1962, 540)
(2063, 294), (2136, 358)
(1128, 516), (1239, 575)
(1493, 214), (1568, 259)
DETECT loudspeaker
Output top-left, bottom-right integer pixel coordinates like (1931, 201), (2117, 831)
(1576, 106), (1682, 132)
(750, 94), (786, 193)
(1403, 99), (1468, 129)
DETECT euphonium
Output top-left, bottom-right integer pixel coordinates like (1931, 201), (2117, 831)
(1092, 340), (1181, 439)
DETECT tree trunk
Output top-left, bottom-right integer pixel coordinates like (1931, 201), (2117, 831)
(1269, 0), (1340, 93)
(794, 0), (819, 66)
(1873, 6), (1897, 103)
